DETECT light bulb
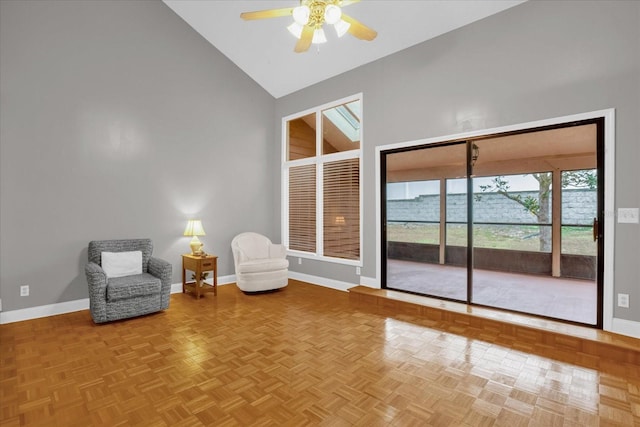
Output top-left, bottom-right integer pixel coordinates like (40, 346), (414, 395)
(324, 5), (342, 25)
(287, 22), (304, 39)
(312, 28), (327, 44)
(334, 19), (350, 37)
(292, 5), (310, 25)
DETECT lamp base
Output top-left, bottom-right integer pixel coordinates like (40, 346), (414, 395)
(190, 237), (204, 256)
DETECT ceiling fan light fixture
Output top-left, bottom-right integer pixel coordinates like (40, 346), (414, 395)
(324, 4), (342, 25)
(312, 27), (327, 44)
(287, 22), (304, 39)
(292, 5), (310, 25)
(334, 19), (350, 37)
(240, 1), (377, 53)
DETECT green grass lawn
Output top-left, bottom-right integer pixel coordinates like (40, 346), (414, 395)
(387, 223), (596, 256)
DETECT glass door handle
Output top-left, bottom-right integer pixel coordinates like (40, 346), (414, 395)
(593, 217), (599, 241)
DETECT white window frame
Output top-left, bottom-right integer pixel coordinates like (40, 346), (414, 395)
(282, 93), (363, 267)
(375, 108), (617, 333)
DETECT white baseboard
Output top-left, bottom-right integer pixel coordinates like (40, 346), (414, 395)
(5, 274), (638, 341)
(0, 298), (90, 324)
(0, 274), (364, 324)
(1, 275), (240, 325)
(288, 271), (357, 292)
(611, 317), (640, 339)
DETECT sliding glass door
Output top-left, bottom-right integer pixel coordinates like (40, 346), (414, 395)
(382, 120), (603, 326)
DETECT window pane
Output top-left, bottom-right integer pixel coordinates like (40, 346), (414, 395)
(287, 113), (316, 160)
(445, 176), (467, 268)
(323, 158), (359, 260)
(561, 169), (596, 225)
(322, 100), (360, 154)
(289, 164), (316, 252)
(386, 222), (439, 244)
(561, 169), (597, 257)
(473, 224), (551, 252)
(386, 180), (440, 245)
(561, 226), (596, 256)
(473, 174), (552, 225)
(446, 178), (467, 223)
(446, 224), (467, 247)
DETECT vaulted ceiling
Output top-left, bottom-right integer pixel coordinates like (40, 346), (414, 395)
(163, 1), (526, 98)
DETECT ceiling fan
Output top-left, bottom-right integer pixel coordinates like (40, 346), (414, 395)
(240, 0), (377, 53)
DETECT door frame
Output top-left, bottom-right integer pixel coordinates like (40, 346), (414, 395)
(375, 109), (615, 331)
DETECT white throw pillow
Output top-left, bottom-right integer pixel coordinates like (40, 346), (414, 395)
(102, 251), (143, 278)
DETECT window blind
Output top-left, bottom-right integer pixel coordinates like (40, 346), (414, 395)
(289, 164), (317, 253)
(323, 158), (360, 260)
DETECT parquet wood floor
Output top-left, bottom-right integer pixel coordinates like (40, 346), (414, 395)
(349, 286), (640, 374)
(1, 280), (638, 426)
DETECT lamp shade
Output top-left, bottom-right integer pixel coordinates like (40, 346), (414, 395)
(334, 19), (350, 37)
(184, 220), (206, 236)
(324, 5), (341, 25)
(312, 28), (327, 44)
(287, 22), (304, 39)
(292, 5), (310, 25)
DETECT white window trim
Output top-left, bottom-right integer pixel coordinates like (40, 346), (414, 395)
(282, 93), (363, 267)
(375, 108), (616, 333)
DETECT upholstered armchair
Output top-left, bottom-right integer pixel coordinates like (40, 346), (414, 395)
(231, 232), (289, 292)
(85, 239), (172, 323)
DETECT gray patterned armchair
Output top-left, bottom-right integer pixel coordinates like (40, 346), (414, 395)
(85, 239), (172, 323)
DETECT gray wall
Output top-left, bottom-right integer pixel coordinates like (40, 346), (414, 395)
(0, 1), (276, 311)
(275, 1), (640, 321)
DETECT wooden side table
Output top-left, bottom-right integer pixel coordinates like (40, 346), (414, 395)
(182, 254), (218, 298)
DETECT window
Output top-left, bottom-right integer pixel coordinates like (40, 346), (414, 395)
(473, 173), (553, 253)
(386, 180), (440, 245)
(288, 164), (316, 253)
(561, 169), (597, 256)
(283, 95), (362, 264)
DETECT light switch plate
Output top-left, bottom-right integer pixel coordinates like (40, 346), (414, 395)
(618, 208), (639, 223)
(618, 293), (630, 308)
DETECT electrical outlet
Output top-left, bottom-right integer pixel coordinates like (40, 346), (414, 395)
(618, 208), (639, 224)
(356, 266), (361, 275)
(20, 285), (29, 297)
(298, 257), (302, 265)
(618, 293), (630, 308)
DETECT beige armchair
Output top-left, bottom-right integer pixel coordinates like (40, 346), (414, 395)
(231, 232), (289, 292)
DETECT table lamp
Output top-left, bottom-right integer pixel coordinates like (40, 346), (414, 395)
(184, 219), (206, 255)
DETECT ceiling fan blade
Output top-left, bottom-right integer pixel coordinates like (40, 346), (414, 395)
(240, 7), (293, 21)
(294, 25), (314, 53)
(339, 0), (361, 6)
(341, 13), (377, 41)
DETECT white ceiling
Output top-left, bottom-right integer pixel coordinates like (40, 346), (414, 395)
(163, 1), (526, 99)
